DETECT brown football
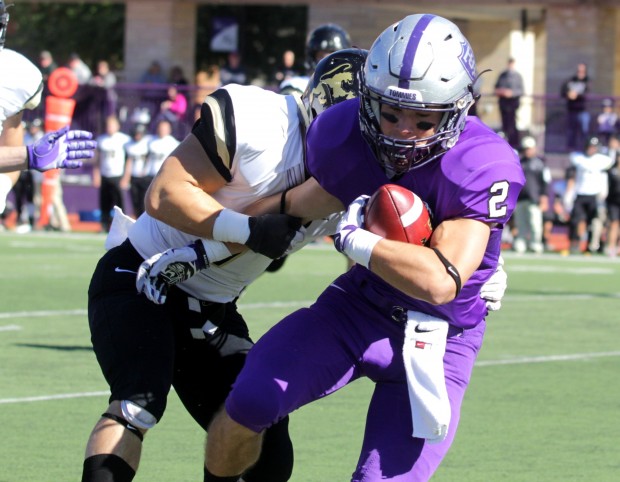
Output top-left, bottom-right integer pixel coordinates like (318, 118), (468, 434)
(365, 184), (433, 245)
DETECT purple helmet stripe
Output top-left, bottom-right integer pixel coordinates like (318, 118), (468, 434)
(398, 14), (435, 89)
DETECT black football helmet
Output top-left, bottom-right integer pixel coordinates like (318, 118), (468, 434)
(305, 24), (352, 72)
(302, 48), (367, 123)
(0, 1), (10, 51)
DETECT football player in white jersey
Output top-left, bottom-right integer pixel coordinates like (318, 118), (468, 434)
(81, 50), (366, 482)
(0, 1), (96, 213)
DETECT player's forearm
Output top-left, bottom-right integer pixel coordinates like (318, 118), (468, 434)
(0, 147), (29, 173)
(285, 177), (344, 222)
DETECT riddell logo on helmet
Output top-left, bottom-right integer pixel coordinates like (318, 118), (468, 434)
(386, 87), (422, 102)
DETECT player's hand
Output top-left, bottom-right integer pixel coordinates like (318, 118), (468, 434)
(27, 126), (97, 171)
(334, 194), (369, 253)
(334, 195), (381, 268)
(246, 213), (303, 259)
(480, 255), (507, 312)
(136, 240), (211, 304)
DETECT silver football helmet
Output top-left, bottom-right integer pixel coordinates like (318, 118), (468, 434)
(0, 1), (9, 51)
(359, 14), (478, 176)
(302, 48), (367, 123)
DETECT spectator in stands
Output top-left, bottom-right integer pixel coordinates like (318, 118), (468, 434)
(219, 51), (247, 86)
(157, 84), (187, 128)
(139, 60), (168, 118)
(604, 135), (620, 257)
(596, 98), (618, 145)
(144, 119), (180, 176)
(90, 60), (118, 117)
(273, 50), (300, 84)
(568, 136), (613, 254)
(168, 65), (188, 86)
(512, 136), (551, 254)
(140, 60), (167, 85)
(38, 50), (57, 83)
(125, 123), (153, 218)
(494, 58), (524, 149)
(561, 62), (590, 152)
(93, 115), (132, 232)
(68, 52), (92, 85)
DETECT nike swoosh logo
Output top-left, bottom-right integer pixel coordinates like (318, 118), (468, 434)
(414, 326), (439, 333)
(115, 267), (137, 274)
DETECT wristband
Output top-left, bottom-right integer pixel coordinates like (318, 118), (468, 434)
(280, 188), (291, 214)
(212, 209), (251, 244)
(346, 229), (382, 268)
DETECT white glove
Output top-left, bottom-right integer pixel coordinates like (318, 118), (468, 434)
(136, 239), (231, 304)
(333, 195), (382, 268)
(480, 255), (507, 312)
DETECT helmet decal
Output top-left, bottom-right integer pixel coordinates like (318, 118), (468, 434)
(398, 14), (434, 89)
(459, 41), (477, 81)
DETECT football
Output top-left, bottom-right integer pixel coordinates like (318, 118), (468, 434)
(364, 184), (433, 245)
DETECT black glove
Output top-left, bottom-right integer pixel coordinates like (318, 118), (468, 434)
(246, 213), (302, 259)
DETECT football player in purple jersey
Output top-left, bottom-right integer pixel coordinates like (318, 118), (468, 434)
(204, 14), (525, 482)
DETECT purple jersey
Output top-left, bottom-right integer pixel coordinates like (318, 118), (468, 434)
(306, 98), (525, 328)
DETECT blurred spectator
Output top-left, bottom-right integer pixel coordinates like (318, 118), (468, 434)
(38, 50), (57, 82)
(125, 123), (153, 218)
(144, 119), (180, 177)
(12, 119), (44, 232)
(168, 65), (188, 86)
(568, 136), (613, 254)
(193, 65), (221, 107)
(140, 60), (167, 84)
(220, 51), (247, 86)
(68, 52), (92, 85)
(596, 98), (618, 145)
(37, 170), (71, 232)
(561, 62), (590, 152)
(139, 60), (168, 117)
(604, 135), (620, 257)
(90, 59), (118, 117)
(494, 58), (524, 149)
(93, 115), (132, 232)
(157, 84), (187, 128)
(512, 136), (551, 254)
(90, 60), (117, 89)
(274, 50), (301, 84)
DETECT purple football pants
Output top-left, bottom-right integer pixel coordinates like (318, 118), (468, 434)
(226, 273), (486, 481)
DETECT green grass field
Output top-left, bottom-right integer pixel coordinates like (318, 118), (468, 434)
(0, 232), (619, 481)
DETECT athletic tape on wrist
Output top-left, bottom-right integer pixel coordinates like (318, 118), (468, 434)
(212, 209), (251, 244)
(347, 229), (383, 268)
(431, 248), (462, 297)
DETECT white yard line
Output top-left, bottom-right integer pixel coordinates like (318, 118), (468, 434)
(1, 351), (618, 405)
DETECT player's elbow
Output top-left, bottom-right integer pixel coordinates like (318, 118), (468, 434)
(422, 273), (458, 305)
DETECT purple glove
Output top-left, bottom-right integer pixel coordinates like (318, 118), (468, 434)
(27, 126), (97, 171)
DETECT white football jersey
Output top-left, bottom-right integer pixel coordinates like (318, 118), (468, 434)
(125, 135), (153, 177)
(144, 134), (180, 177)
(96, 131), (132, 178)
(129, 84), (338, 302)
(0, 49), (43, 136)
